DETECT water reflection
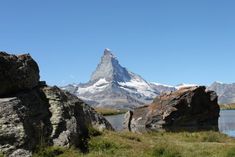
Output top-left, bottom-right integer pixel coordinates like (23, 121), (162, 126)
(106, 110), (235, 137)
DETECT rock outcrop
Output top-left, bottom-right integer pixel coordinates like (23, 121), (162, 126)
(0, 52), (113, 157)
(124, 86), (220, 133)
(0, 52), (40, 97)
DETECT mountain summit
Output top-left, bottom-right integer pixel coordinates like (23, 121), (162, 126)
(62, 49), (175, 109)
(90, 49), (131, 82)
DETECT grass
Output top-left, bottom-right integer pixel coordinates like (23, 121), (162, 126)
(0, 153), (4, 157)
(94, 107), (127, 116)
(220, 103), (235, 110)
(33, 130), (235, 157)
(151, 144), (181, 157)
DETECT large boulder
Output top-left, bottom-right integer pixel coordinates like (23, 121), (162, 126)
(0, 89), (51, 157)
(124, 86), (220, 133)
(0, 52), (113, 157)
(0, 52), (40, 97)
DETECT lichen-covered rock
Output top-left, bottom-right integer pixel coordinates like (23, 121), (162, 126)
(8, 149), (32, 157)
(0, 52), (113, 157)
(0, 88), (51, 157)
(0, 85), (113, 157)
(82, 104), (114, 131)
(0, 52), (40, 97)
(124, 86), (220, 133)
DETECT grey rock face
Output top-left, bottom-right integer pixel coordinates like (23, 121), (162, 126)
(0, 52), (40, 97)
(0, 52), (113, 157)
(42, 86), (89, 148)
(0, 88), (52, 157)
(124, 86), (220, 133)
(9, 149), (32, 157)
(90, 49), (131, 83)
(0, 86), (113, 157)
(207, 82), (235, 104)
(82, 104), (114, 131)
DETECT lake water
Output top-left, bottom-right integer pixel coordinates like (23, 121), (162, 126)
(219, 110), (235, 137)
(105, 110), (235, 137)
(105, 114), (125, 131)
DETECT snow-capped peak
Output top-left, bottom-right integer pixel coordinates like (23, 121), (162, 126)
(104, 48), (111, 52)
(90, 48), (131, 82)
(63, 49), (164, 109)
(103, 48), (114, 57)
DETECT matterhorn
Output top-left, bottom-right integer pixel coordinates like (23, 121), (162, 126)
(62, 49), (175, 109)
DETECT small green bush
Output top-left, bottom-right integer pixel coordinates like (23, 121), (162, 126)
(88, 126), (102, 137)
(33, 147), (64, 157)
(121, 134), (141, 142)
(226, 148), (235, 157)
(151, 144), (181, 157)
(201, 132), (222, 142)
(89, 138), (118, 153)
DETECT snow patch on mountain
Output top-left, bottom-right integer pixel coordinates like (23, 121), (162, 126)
(151, 82), (175, 88)
(118, 75), (157, 98)
(77, 78), (109, 94)
(175, 83), (198, 90)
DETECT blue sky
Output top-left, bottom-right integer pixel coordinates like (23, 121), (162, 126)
(0, 0), (234, 86)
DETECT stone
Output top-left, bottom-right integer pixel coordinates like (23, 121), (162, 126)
(9, 149), (32, 157)
(82, 103), (114, 131)
(124, 86), (220, 133)
(0, 52), (40, 97)
(0, 88), (51, 157)
(0, 52), (113, 157)
(123, 111), (133, 131)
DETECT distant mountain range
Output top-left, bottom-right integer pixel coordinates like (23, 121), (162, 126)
(61, 49), (235, 108)
(207, 82), (235, 105)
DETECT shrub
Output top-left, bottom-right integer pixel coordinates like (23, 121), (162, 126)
(120, 134), (141, 142)
(226, 148), (235, 157)
(89, 138), (118, 153)
(88, 126), (102, 137)
(151, 144), (181, 157)
(33, 147), (64, 157)
(201, 132), (223, 142)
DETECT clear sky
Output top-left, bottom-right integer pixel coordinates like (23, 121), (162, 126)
(0, 0), (234, 86)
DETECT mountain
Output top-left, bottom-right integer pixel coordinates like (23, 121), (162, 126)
(207, 82), (235, 104)
(62, 49), (175, 109)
